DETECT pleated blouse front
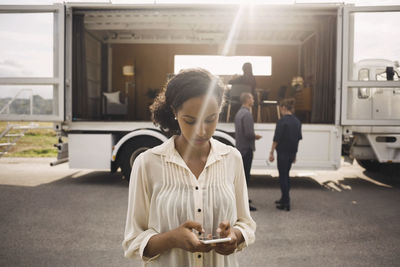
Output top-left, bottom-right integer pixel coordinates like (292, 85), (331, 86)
(122, 136), (256, 267)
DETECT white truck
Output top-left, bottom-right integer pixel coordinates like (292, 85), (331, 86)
(0, 3), (399, 178)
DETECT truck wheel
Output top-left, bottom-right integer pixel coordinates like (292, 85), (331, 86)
(356, 159), (381, 172)
(119, 137), (162, 181)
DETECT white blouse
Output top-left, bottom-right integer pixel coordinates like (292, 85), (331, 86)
(122, 136), (256, 267)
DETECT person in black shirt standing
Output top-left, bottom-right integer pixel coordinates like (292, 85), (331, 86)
(269, 98), (302, 211)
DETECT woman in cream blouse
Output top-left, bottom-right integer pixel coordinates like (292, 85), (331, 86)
(122, 68), (256, 267)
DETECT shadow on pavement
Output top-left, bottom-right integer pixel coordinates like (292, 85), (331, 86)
(42, 172), (323, 191)
(248, 175), (322, 190)
(44, 171), (129, 187)
(362, 167), (400, 189)
(249, 171), (399, 192)
(337, 176), (394, 189)
(33, 166), (399, 191)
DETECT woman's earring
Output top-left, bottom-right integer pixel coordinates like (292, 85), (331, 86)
(174, 116), (177, 120)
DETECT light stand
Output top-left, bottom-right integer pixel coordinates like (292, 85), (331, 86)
(122, 65), (135, 117)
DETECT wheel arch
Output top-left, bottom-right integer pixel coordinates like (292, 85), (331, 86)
(113, 128), (235, 160)
(213, 129), (235, 147)
(112, 129), (168, 163)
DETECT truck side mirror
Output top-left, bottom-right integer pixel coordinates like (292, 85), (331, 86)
(386, 66), (394, 81)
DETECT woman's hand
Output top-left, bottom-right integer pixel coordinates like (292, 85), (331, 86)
(144, 221), (211, 258)
(214, 221), (242, 255)
(171, 221), (212, 253)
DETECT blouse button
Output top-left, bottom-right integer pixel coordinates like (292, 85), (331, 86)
(198, 254), (202, 259)
(195, 186), (199, 190)
(197, 208), (202, 212)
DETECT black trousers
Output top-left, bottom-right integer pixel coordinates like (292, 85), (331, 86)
(277, 152), (296, 205)
(241, 148), (253, 184)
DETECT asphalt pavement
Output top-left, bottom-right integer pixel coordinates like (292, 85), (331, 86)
(0, 158), (399, 267)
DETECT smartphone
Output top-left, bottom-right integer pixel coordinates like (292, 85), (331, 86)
(199, 236), (232, 244)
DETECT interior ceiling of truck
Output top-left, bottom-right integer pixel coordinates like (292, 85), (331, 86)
(83, 6), (337, 46)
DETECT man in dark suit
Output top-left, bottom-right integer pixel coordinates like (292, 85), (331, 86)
(234, 92), (262, 211)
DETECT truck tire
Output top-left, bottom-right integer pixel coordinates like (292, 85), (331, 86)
(356, 159), (381, 172)
(119, 137), (162, 181)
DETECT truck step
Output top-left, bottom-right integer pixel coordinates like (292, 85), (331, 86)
(5, 133), (24, 137)
(12, 124), (40, 130)
(0, 143), (16, 147)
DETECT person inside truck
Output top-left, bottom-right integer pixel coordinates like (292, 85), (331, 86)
(228, 62), (258, 120)
(122, 68), (256, 266)
(269, 98), (302, 212)
(228, 62), (258, 118)
(228, 62), (257, 98)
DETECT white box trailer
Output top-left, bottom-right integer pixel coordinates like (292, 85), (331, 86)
(0, 3), (399, 178)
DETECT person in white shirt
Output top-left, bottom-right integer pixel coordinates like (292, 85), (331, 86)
(122, 68), (256, 267)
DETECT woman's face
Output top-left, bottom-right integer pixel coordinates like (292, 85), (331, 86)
(176, 95), (219, 149)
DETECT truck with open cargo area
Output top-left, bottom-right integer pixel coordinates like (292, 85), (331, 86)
(0, 3), (399, 179)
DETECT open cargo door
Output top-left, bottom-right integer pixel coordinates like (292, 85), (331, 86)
(342, 5), (400, 126)
(0, 4), (64, 122)
(251, 5), (343, 170)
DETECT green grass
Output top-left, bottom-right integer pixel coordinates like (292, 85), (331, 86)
(0, 122), (58, 157)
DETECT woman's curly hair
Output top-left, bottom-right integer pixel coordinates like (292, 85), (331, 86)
(150, 68), (226, 136)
